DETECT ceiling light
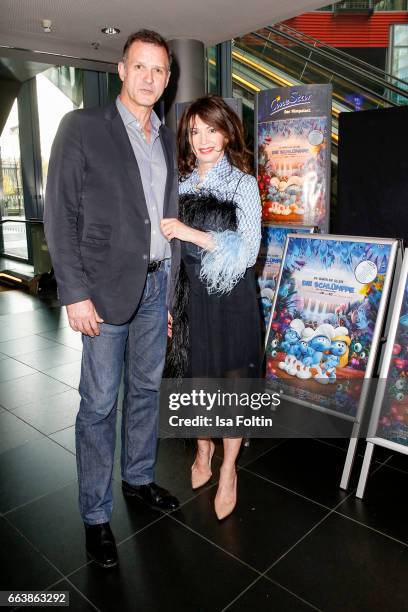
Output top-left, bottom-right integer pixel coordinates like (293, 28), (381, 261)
(101, 27), (120, 35)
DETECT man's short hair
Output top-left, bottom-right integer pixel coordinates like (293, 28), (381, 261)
(122, 29), (171, 67)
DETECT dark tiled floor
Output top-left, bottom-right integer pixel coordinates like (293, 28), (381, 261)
(12, 389), (80, 435)
(41, 580), (98, 611)
(0, 517), (61, 592)
(267, 512), (408, 612)
(0, 333), (60, 357)
(242, 438), (359, 508)
(69, 516), (258, 612)
(1, 286), (408, 611)
(0, 410), (43, 453)
(224, 576), (318, 611)
(7, 479), (163, 576)
(43, 360), (82, 388)
(0, 372), (71, 411)
(336, 462), (408, 544)
(49, 425), (76, 454)
(0, 436), (77, 513)
(173, 469), (327, 572)
(0, 358), (37, 383)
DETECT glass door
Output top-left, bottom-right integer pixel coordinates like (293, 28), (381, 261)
(0, 99), (27, 259)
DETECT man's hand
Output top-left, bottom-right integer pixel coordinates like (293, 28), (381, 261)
(66, 299), (104, 337)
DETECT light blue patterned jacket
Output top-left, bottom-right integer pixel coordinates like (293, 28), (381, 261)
(179, 155), (262, 293)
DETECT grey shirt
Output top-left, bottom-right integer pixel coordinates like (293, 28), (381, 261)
(116, 97), (170, 262)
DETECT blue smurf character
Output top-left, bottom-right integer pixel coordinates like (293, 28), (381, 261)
(296, 324), (335, 380)
(315, 327), (351, 384)
(260, 287), (275, 326)
(351, 303), (369, 330)
(316, 353), (339, 384)
(278, 318), (305, 373)
(288, 326), (314, 376)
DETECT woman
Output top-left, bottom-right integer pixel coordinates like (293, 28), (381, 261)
(161, 95), (262, 520)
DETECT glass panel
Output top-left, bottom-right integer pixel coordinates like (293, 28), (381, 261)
(392, 47), (408, 77)
(0, 99), (27, 259)
(107, 73), (122, 102)
(232, 81), (255, 152)
(207, 46), (218, 93)
(334, 1), (374, 9)
(374, 0), (407, 9)
(394, 24), (408, 47)
(322, 1), (407, 9)
(390, 25), (408, 103)
(36, 66), (83, 193)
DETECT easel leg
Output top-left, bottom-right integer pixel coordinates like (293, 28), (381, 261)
(340, 435), (358, 490)
(356, 441), (375, 499)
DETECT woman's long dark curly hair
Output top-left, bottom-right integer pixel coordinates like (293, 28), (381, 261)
(177, 94), (252, 178)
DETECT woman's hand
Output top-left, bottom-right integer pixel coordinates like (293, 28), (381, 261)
(161, 218), (215, 251)
(160, 218), (193, 242)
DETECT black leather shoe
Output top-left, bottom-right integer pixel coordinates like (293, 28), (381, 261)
(122, 481), (180, 511)
(85, 522), (118, 568)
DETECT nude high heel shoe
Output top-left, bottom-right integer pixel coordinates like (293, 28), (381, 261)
(191, 441), (215, 490)
(214, 471), (237, 520)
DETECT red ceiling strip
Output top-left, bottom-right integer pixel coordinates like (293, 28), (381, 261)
(282, 12), (408, 47)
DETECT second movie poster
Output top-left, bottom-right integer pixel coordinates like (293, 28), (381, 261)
(265, 235), (397, 418)
(256, 84), (332, 231)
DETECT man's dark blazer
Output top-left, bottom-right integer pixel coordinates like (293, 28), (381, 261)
(44, 101), (180, 325)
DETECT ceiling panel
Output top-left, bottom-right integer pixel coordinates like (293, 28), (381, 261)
(0, 0), (331, 62)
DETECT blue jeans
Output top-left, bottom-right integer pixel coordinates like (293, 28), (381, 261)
(75, 266), (168, 525)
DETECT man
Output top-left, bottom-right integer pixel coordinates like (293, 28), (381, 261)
(44, 29), (180, 569)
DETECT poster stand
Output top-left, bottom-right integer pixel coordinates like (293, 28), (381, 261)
(339, 379), (373, 489)
(264, 234), (398, 490)
(340, 243), (403, 490)
(356, 247), (407, 498)
(377, 241), (404, 368)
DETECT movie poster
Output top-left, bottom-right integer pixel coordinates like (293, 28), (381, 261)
(256, 224), (315, 332)
(265, 235), (397, 418)
(256, 84), (332, 231)
(372, 255), (408, 447)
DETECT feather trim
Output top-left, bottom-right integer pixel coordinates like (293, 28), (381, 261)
(164, 261), (190, 381)
(200, 230), (250, 294)
(179, 192), (237, 232)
